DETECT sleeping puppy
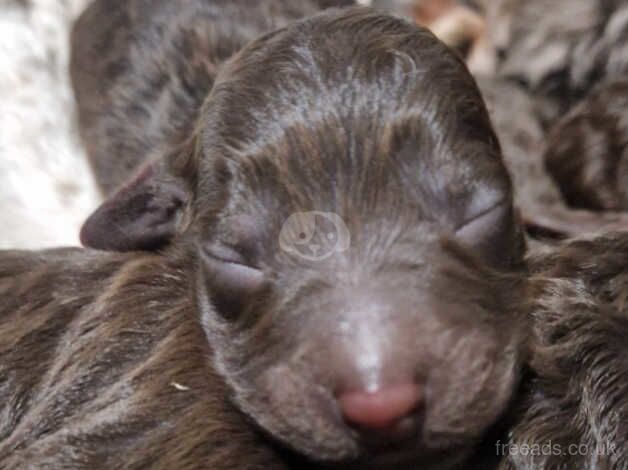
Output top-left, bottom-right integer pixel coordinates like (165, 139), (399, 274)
(71, 6), (527, 469)
(5, 5), (628, 470)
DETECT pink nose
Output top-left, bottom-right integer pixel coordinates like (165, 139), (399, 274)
(338, 383), (422, 430)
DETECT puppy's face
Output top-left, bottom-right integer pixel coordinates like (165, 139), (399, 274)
(82, 8), (528, 468)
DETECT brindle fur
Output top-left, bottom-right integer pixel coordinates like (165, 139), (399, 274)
(0, 247), (289, 469)
(2, 236), (627, 468)
(12, 2), (623, 469)
(17, 6), (530, 469)
(544, 80), (628, 213)
(485, 0), (628, 126)
(479, 77), (628, 238)
(501, 233), (628, 470)
(70, 0), (355, 195)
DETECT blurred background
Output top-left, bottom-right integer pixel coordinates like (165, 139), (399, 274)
(0, 0), (98, 249)
(1, 0), (627, 248)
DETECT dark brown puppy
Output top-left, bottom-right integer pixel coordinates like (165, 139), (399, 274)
(59, 7), (527, 469)
(499, 233), (628, 469)
(544, 80), (628, 213)
(71, 0), (355, 195)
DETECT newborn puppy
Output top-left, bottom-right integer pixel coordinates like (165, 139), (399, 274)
(71, 0), (355, 195)
(500, 233), (628, 469)
(485, 0), (628, 125)
(544, 80), (628, 212)
(479, 77), (628, 238)
(76, 7), (529, 469)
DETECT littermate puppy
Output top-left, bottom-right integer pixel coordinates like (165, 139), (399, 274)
(479, 77), (628, 238)
(70, 0), (355, 195)
(544, 80), (628, 212)
(4, 7), (529, 469)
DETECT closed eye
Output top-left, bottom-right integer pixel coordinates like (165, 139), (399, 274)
(202, 243), (259, 269)
(200, 243), (267, 318)
(454, 199), (510, 246)
(201, 244), (265, 291)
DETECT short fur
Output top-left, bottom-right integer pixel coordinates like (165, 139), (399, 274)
(2, 236), (628, 468)
(0, 247), (289, 469)
(479, 77), (628, 237)
(485, 0), (628, 126)
(5, 6), (628, 469)
(70, 0), (355, 195)
(544, 80), (628, 212)
(35, 6), (529, 469)
(500, 233), (628, 469)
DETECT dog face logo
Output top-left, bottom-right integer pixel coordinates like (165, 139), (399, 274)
(279, 212), (351, 261)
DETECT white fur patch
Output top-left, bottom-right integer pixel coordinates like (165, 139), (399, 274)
(0, 0), (100, 249)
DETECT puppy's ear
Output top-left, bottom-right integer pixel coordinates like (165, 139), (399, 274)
(81, 146), (195, 252)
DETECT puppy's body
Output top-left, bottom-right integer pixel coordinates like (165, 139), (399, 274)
(479, 77), (628, 238)
(71, 0), (354, 194)
(0, 247), (288, 469)
(501, 233), (628, 469)
(471, 1), (628, 240)
(544, 80), (628, 213)
(0, 246), (500, 469)
(59, 3), (628, 468)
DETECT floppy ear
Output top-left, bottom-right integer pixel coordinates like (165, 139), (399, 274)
(80, 157), (192, 252)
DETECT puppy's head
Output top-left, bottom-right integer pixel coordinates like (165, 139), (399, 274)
(82, 7), (527, 468)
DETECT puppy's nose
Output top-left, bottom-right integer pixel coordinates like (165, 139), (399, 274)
(338, 383), (422, 431)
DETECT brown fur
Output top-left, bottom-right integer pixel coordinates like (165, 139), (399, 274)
(70, 0), (355, 195)
(372, 0), (487, 60)
(485, 0), (628, 126)
(0, 247), (289, 469)
(3, 236), (628, 468)
(4, 6), (628, 468)
(499, 233), (628, 469)
(544, 80), (628, 212)
(479, 77), (628, 238)
(26, 6), (532, 469)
